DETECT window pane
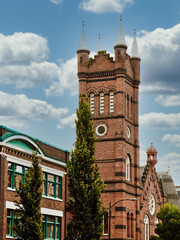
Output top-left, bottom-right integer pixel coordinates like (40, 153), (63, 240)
(15, 165), (23, 173)
(8, 162), (12, 170)
(55, 225), (60, 238)
(47, 215), (54, 223)
(47, 224), (53, 238)
(43, 182), (45, 195)
(8, 172), (12, 188)
(48, 174), (54, 181)
(43, 173), (46, 179)
(6, 219), (11, 235)
(48, 182), (54, 197)
(14, 174), (22, 189)
(56, 185), (60, 198)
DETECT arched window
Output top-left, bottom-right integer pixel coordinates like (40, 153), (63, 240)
(144, 214), (149, 240)
(127, 94), (129, 118)
(90, 93), (94, 115)
(131, 213), (133, 238)
(126, 155), (130, 181)
(109, 91), (114, 114)
(100, 92), (104, 114)
(103, 211), (108, 235)
(127, 212), (130, 238)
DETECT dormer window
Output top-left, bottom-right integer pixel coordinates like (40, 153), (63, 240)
(110, 91), (114, 114)
(100, 92), (104, 114)
(90, 93), (94, 115)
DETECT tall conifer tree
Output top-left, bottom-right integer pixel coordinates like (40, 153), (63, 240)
(66, 95), (105, 240)
(13, 153), (44, 240)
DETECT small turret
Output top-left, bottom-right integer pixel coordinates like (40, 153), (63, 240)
(130, 29), (141, 81)
(77, 21), (90, 74)
(146, 143), (158, 171)
(114, 16), (127, 69)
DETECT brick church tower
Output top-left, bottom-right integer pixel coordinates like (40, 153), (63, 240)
(77, 20), (141, 239)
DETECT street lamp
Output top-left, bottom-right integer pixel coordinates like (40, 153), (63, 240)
(108, 198), (137, 240)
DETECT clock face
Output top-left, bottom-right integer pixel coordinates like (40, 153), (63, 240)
(148, 193), (155, 215)
(96, 124), (107, 136)
(126, 127), (131, 138)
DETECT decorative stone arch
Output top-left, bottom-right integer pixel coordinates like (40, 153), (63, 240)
(107, 85), (116, 93)
(87, 88), (97, 95)
(3, 135), (44, 157)
(97, 87), (107, 94)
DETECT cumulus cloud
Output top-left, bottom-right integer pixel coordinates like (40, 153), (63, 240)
(0, 32), (60, 88)
(140, 112), (180, 129)
(0, 91), (69, 129)
(79, 0), (133, 13)
(50, 0), (63, 4)
(158, 152), (180, 177)
(136, 24), (180, 94)
(45, 57), (78, 96)
(57, 113), (76, 129)
(0, 32), (78, 95)
(155, 95), (180, 107)
(162, 134), (180, 147)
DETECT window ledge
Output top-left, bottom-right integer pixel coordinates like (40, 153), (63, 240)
(7, 187), (16, 192)
(6, 236), (14, 239)
(42, 195), (63, 202)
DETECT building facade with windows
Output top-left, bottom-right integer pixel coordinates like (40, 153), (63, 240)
(77, 21), (180, 240)
(0, 125), (69, 240)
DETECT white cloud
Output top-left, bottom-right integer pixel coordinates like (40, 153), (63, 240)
(57, 113), (76, 129)
(79, 0), (133, 13)
(140, 112), (180, 129)
(45, 57), (78, 96)
(155, 95), (180, 107)
(0, 32), (78, 95)
(140, 149), (147, 166)
(162, 134), (180, 147)
(0, 32), (48, 64)
(50, 0), (63, 4)
(158, 152), (180, 173)
(0, 32), (60, 88)
(135, 24), (180, 94)
(0, 91), (69, 129)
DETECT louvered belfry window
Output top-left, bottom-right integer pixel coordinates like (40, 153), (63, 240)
(100, 92), (104, 114)
(110, 91), (114, 114)
(90, 93), (94, 115)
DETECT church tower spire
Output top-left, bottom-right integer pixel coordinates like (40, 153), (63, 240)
(115, 16), (126, 46)
(78, 21), (88, 50)
(131, 29), (139, 58)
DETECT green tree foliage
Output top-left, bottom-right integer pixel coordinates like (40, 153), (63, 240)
(66, 95), (105, 240)
(13, 153), (44, 240)
(155, 202), (180, 240)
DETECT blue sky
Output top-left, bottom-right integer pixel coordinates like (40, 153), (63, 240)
(1, 0), (180, 185)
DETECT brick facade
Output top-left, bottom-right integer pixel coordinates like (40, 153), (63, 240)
(77, 39), (166, 239)
(0, 126), (69, 240)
